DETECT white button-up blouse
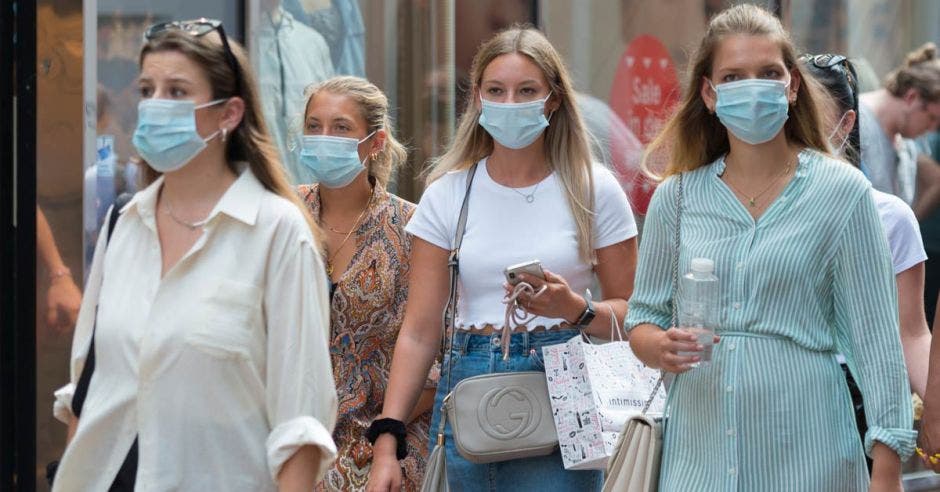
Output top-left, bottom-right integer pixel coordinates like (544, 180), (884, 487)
(52, 168), (338, 491)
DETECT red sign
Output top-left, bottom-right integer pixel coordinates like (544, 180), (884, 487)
(608, 35), (681, 215)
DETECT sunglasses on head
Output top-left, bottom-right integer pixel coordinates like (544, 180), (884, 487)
(144, 18), (242, 96)
(801, 53), (857, 93)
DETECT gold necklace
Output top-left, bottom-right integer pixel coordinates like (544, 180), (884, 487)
(324, 194), (373, 277)
(723, 160), (792, 208)
(163, 199), (211, 230)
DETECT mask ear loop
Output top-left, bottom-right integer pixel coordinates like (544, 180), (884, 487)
(827, 112), (850, 154)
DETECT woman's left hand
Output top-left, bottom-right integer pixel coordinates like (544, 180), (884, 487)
(918, 411), (940, 473)
(507, 269), (586, 322)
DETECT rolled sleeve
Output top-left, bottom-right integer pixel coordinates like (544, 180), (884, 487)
(625, 177), (677, 331)
(264, 215), (338, 484)
(266, 416), (338, 483)
(864, 425), (918, 460)
(833, 190), (916, 460)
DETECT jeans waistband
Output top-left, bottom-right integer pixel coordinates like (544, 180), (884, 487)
(448, 328), (579, 356)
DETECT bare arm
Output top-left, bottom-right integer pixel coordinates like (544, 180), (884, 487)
(368, 238), (450, 491)
(896, 263), (931, 398)
(37, 206), (66, 272)
(38, 206), (82, 331)
(914, 154), (940, 220)
(277, 445), (322, 492)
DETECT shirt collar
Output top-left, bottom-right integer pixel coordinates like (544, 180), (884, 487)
(123, 164), (265, 228)
(210, 165), (265, 226)
(712, 148), (811, 178)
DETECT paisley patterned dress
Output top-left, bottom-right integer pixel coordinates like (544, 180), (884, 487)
(299, 184), (429, 491)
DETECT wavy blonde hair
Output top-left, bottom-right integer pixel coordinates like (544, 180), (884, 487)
(643, 4), (831, 178)
(426, 25), (597, 262)
(301, 76), (408, 189)
(139, 30), (321, 242)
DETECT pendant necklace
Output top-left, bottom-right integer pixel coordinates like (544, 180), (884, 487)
(723, 159), (792, 208)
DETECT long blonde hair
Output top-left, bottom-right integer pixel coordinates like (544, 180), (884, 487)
(139, 29), (321, 241)
(885, 42), (940, 103)
(644, 4), (831, 178)
(301, 76), (408, 189)
(426, 26), (597, 262)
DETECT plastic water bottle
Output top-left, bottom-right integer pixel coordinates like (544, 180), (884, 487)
(677, 258), (719, 367)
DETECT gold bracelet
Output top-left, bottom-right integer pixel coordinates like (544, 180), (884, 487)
(916, 447), (940, 464)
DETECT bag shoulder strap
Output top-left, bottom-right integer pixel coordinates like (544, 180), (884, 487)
(441, 163), (478, 393)
(642, 173), (683, 415)
(72, 192), (133, 418)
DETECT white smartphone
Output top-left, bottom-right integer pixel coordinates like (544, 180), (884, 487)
(504, 260), (546, 286)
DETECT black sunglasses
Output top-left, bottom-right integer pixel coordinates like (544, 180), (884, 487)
(801, 53), (848, 69)
(144, 18), (242, 96)
(801, 53), (857, 93)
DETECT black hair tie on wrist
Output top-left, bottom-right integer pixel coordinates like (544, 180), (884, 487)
(365, 418), (408, 460)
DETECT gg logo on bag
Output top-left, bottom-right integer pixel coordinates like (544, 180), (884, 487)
(478, 386), (543, 440)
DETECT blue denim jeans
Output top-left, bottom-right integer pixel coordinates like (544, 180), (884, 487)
(430, 329), (603, 492)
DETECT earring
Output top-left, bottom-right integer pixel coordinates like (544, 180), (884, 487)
(221, 127), (228, 142)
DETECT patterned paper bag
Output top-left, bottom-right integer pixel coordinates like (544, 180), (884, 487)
(542, 334), (665, 470)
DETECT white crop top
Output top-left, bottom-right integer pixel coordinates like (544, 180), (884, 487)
(405, 158), (638, 330)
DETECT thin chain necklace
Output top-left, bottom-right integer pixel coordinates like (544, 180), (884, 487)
(324, 194), (373, 277)
(510, 180), (542, 203)
(723, 159), (792, 208)
(163, 199), (211, 230)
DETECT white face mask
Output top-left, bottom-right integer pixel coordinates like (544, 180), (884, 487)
(827, 111), (850, 156)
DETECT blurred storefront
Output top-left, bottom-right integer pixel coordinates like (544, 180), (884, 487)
(3, 1), (939, 490)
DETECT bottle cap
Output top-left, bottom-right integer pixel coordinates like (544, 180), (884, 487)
(691, 257), (714, 273)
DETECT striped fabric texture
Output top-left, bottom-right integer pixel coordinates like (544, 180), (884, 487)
(626, 149), (916, 491)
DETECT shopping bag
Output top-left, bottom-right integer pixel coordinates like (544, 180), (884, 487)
(542, 316), (665, 470)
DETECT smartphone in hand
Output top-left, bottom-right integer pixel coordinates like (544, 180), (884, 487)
(504, 260), (545, 286)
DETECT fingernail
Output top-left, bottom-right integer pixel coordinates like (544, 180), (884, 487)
(696, 345), (704, 351)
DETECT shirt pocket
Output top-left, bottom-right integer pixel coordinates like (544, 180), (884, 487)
(185, 278), (263, 360)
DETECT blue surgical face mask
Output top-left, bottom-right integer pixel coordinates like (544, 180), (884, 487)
(132, 98), (227, 173)
(299, 132), (375, 188)
(709, 78), (790, 145)
(478, 92), (553, 149)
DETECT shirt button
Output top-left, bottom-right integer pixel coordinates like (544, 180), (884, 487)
(728, 467), (737, 475)
(736, 262), (744, 270)
(727, 428), (736, 436)
(733, 302), (741, 310)
(726, 385), (733, 392)
(728, 343), (736, 351)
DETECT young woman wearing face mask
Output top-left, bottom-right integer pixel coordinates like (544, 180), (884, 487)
(627, 5), (914, 491)
(51, 21), (337, 491)
(802, 54), (931, 469)
(366, 26), (638, 491)
(294, 76), (435, 491)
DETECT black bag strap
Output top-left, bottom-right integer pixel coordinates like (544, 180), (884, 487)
(72, 192), (133, 418)
(442, 163), (478, 393)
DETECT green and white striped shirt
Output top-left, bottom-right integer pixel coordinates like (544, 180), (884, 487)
(627, 149), (915, 491)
